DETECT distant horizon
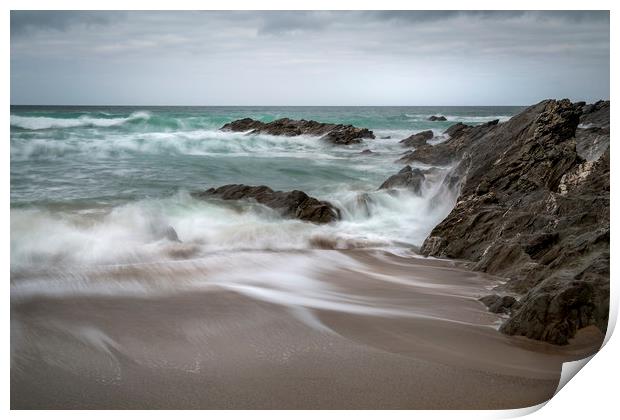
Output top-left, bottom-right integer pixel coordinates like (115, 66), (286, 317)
(10, 99), (607, 108)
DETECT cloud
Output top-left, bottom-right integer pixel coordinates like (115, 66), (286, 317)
(10, 10), (123, 36)
(10, 11), (610, 105)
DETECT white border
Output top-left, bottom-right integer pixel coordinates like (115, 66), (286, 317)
(3, 1), (616, 419)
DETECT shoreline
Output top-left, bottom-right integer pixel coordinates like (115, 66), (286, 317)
(11, 248), (603, 409)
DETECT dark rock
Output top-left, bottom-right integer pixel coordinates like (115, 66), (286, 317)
(359, 149), (374, 155)
(399, 130), (434, 148)
(378, 165), (426, 194)
(416, 99), (609, 345)
(396, 120), (500, 166)
(579, 100), (609, 128)
(322, 126), (375, 145)
(193, 184), (340, 224)
(220, 117), (266, 132)
(428, 115), (447, 121)
(479, 295), (521, 314)
(220, 118), (375, 145)
(500, 274), (608, 345)
(444, 122), (469, 137)
(381, 136), (392, 139)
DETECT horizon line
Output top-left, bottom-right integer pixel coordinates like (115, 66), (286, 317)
(10, 103), (533, 107)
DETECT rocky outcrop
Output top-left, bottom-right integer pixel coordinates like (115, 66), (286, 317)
(378, 165), (426, 194)
(397, 120), (499, 165)
(193, 184), (341, 224)
(413, 99), (609, 345)
(428, 115), (447, 121)
(578, 100), (609, 128)
(220, 118), (375, 145)
(399, 130), (434, 148)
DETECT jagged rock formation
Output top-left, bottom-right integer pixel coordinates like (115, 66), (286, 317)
(220, 118), (375, 145)
(397, 119), (499, 166)
(382, 99), (609, 345)
(399, 130), (434, 148)
(193, 184), (340, 224)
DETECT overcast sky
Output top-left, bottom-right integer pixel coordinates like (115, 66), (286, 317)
(10, 11), (610, 106)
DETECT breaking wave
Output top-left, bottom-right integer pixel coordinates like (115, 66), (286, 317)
(10, 175), (458, 270)
(10, 111), (152, 130)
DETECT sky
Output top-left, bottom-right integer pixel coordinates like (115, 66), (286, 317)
(10, 10), (610, 106)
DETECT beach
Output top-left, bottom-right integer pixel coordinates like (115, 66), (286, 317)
(11, 249), (603, 409)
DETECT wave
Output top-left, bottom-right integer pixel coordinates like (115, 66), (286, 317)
(10, 111), (151, 130)
(10, 175), (458, 270)
(10, 129), (386, 162)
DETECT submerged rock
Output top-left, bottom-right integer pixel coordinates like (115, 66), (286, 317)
(428, 115), (447, 121)
(359, 149), (375, 155)
(399, 130), (434, 148)
(193, 184), (340, 224)
(220, 118), (375, 145)
(414, 99), (609, 345)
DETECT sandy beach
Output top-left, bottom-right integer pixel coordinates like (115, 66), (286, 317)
(11, 249), (603, 409)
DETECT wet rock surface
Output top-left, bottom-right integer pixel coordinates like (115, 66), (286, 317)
(405, 99), (610, 345)
(479, 295), (521, 315)
(399, 130), (434, 148)
(221, 117), (375, 145)
(193, 184), (341, 224)
(428, 115), (447, 121)
(378, 165), (426, 194)
(397, 120), (499, 166)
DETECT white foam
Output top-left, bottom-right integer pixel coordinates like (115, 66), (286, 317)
(10, 111), (150, 130)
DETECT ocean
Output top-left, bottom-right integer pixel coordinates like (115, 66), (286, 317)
(10, 105), (522, 271)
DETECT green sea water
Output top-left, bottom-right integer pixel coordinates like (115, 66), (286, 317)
(10, 105), (522, 268)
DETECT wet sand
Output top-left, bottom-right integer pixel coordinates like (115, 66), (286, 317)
(10, 249), (603, 409)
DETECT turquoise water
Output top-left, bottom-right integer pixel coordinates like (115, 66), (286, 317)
(10, 106), (522, 268)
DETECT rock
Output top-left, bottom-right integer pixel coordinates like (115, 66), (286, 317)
(220, 118), (375, 145)
(322, 126), (375, 145)
(164, 226), (181, 243)
(416, 99), (609, 345)
(378, 165), (426, 194)
(579, 100), (609, 128)
(428, 115), (447, 121)
(479, 295), (521, 314)
(359, 149), (374, 155)
(396, 120), (499, 165)
(500, 272), (609, 345)
(193, 184), (340, 224)
(399, 130), (434, 148)
(381, 136), (392, 139)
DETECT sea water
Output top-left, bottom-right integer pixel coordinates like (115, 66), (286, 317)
(11, 105), (521, 271)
